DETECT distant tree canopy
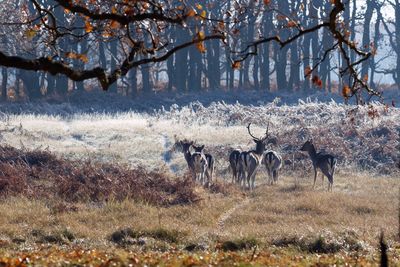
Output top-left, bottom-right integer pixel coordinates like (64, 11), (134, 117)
(0, 0), (394, 103)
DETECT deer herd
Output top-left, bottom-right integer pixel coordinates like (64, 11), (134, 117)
(173, 123), (337, 191)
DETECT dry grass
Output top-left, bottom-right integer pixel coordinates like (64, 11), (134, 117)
(0, 168), (397, 254)
(0, 101), (397, 265)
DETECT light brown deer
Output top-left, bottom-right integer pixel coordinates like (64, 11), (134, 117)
(173, 139), (208, 185)
(300, 139), (336, 191)
(238, 123), (270, 190)
(262, 150), (282, 185)
(192, 144), (215, 186)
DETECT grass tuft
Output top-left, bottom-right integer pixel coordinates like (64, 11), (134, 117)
(219, 237), (258, 251)
(110, 228), (183, 246)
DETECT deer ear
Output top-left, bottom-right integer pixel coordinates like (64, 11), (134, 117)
(201, 145), (205, 150)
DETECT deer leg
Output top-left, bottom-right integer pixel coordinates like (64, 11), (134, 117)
(313, 169), (317, 189)
(246, 171), (252, 190)
(327, 174), (333, 192)
(273, 170), (278, 184)
(251, 171), (257, 190)
(242, 172), (247, 189)
(209, 165), (214, 183)
(204, 169), (210, 187)
(239, 169), (245, 189)
(271, 170), (275, 185)
(321, 173), (324, 186)
(191, 169), (196, 183)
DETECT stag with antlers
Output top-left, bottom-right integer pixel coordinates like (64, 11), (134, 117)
(238, 123), (271, 190)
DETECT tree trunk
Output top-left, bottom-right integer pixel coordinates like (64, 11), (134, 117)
(130, 68), (137, 98)
(310, 0), (322, 90)
(394, 0), (400, 84)
(141, 64), (152, 94)
(20, 70), (41, 100)
(370, 3), (381, 89)
(188, 46), (202, 92)
(275, 0), (290, 91)
(361, 0), (374, 82)
(288, 1), (300, 91)
(109, 40), (118, 93)
(1, 68), (7, 101)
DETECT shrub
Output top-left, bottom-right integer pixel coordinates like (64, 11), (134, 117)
(0, 145), (199, 206)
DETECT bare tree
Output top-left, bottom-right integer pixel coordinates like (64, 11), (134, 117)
(0, 0), (383, 103)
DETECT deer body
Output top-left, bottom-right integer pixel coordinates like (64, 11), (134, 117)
(229, 149), (241, 184)
(192, 145), (215, 186)
(300, 140), (336, 191)
(238, 144), (265, 190)
(238, 123), (270, 190)
(262, 150), (282, 185)
(175, 140), (208, 185)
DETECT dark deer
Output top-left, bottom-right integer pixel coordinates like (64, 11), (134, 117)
(173, 139), (208, 185)
(192, 144), (215, 186)
(238, 123), (270, 190)
(229, 149), (241, 184)
(300, 139), (336, 191)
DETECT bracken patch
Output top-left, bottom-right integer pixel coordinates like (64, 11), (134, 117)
(0, 145), (199, 206)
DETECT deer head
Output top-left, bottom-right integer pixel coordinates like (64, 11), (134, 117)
(192, 144), (205, 153)
(247, 123), (270, 154)
(172, 138), (193, 153)
(300, 139), (314, 152)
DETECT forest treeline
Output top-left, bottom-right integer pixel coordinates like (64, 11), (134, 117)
(0, 0), (398, 101)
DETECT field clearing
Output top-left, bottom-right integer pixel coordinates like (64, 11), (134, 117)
(0, 100), (398, 173)
(0, 100), (398, 265)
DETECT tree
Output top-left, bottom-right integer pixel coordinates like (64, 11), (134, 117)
(380, 0), (400, 85)
(0, 0), (382, 103)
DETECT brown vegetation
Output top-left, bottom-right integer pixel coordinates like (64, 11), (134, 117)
(0, 145), (199, 205)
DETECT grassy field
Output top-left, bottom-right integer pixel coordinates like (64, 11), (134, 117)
(0, 101), (398, 265)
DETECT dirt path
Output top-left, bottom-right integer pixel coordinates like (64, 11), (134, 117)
(213, 196), (251, 237)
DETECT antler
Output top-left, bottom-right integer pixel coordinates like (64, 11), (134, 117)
(262, 119), (270, 141)
(246, 123), (260, 141)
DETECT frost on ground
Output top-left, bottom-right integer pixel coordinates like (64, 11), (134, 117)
(0, 99), (398, 176)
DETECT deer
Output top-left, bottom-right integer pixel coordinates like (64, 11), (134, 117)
(229, 149), (241, 184)
(300, 139), (337, 191)
(192, 144), (215, 186)
(173, 139), (208, 185)
(238, 123), (270, 190)
(262, 150), (282, 185)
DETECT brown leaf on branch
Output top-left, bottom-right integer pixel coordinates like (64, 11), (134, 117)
(85, 20), (93, 33)
(287, 21), (297, 28)
(342, 85), (351, 99)
(304, 66), (312, 78)
(187, 9), (196, 17)
(195, 42), (206, 53)
(232, 61), (241, 69)
(110, 20), (120, 29)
